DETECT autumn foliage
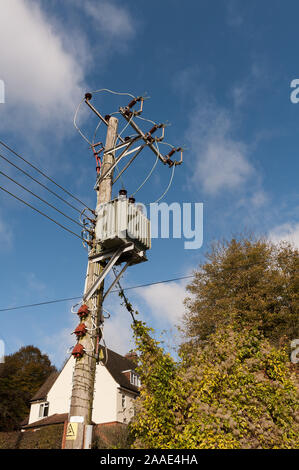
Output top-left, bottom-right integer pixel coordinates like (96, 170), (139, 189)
(0, 346), (56, 431)
(183, 237), (299, 346)
(130, 320), (298, 449)
(129, 237), (299, 449)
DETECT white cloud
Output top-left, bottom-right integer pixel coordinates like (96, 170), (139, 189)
(268, 222), (299, 249)
(84, 0), (135, 39)
(25, 272), (46, 293)
(103, 306), (135, 356)
(226, 0), (244, 28)
(250, 189), (268, 208)
(188, 103), (253, 194)
(231, 83), (248, 108)
(42, 324), (74, 369)
(0, 0), (86, 130)
(172, 65), (201, 98)
(40, 303), (77, 367)
(136, 281), (186, 327)
(0, 0), (137, 141)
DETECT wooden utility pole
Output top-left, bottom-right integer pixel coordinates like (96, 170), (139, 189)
(64, 116), (118, 449)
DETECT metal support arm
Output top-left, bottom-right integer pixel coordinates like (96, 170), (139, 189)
(83, 243), (134, 302)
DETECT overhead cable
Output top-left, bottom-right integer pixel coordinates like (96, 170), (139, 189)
(0, 185), (84, 241)
(0, 170), (84, 229)
(0, 152), (84, 215)
(0, 275), (194, 313)
(0, 139), (93, 212)
(0, 255), (287, 315)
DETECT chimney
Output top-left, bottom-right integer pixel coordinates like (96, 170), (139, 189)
(125, 352), (138, 364)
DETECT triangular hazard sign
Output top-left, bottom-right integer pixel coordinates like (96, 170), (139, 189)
(66, 422), (78, 440)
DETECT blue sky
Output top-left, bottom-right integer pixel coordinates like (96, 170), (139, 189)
(0, 0), (298, 367)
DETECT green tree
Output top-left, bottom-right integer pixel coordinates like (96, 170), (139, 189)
(130, 321), (299, 449)
(182, 236), (299, 346)
(0, 346), (56, 431)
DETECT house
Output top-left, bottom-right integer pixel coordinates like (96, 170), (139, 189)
(21, 348), (140, 432)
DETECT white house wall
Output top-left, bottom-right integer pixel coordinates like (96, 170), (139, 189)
(116, 389), (136, 424)
(47, 356), (75, 416)
(28, 356), (137, 426)
(92, 363), (118, 424)
(28, 401), (43, 424)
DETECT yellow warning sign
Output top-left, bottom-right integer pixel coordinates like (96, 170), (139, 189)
(66, 422), (78, 440)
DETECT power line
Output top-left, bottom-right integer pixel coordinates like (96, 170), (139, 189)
(0, 170), (84, 229)
(0, 275), (194, 313)
(0, 139), (93, 213)
(0, 296), (82, 312)
(0, 152), (84, 215)
(0, 257), (290, 314)
(0, 184), (84, 241)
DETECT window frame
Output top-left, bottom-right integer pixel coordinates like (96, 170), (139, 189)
(130, 371), (140, 387)
(38, 401), (49, 418)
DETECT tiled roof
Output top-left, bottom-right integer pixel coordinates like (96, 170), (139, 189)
(30, 371), (59, 402)
(29, 348), (139, 404)
(22, 413), (68, 429)
(103, 347), (139, 394)
(20, 416), (29, 426)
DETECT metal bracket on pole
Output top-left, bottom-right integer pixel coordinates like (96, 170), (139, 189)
(119, 107), (167, 165)
(102, 262), (130, 302)
(112, 144), (145, 185)
(83, 243), (134, 303)
(94, 137), (142, 190)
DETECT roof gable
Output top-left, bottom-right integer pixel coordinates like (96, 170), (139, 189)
(30, 371), (59, 402)
(103, 348), (139, 393)
(30, 348), (139, 402)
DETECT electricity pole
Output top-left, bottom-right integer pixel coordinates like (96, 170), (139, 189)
(64, 116), (118, 449)
(64, 90), (183, 449)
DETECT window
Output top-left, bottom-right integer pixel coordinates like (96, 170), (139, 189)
(130, 372), (140, 387)
(38, 402), (49, 418)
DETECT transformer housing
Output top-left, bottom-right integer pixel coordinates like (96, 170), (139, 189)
(95, 197), (151, 253)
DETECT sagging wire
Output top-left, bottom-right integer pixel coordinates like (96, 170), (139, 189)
(74, 89), (136, 147)
(118, 113), (134, 140)
(130, 140), (160, 197)
(75, 89), (166, 195)
(135, 114), (156, 126)
(150, 163), (175, 204)
(92, 120), (102, 146)
(129, 117), (176, 202)
(92, 110), (126, 149)
(91, 88), (136, 99)
(73, 96), (93, 146)
(70, 299), (83, 314)
(130, 139), (176, 203)
(125, 117), (168, 197)
(142, 140), (177, 204)
(111, 114), (136, 190)
(80, 207), (96, 251)
(102, 307), (111, 319)
(81, 229), (93, 251)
